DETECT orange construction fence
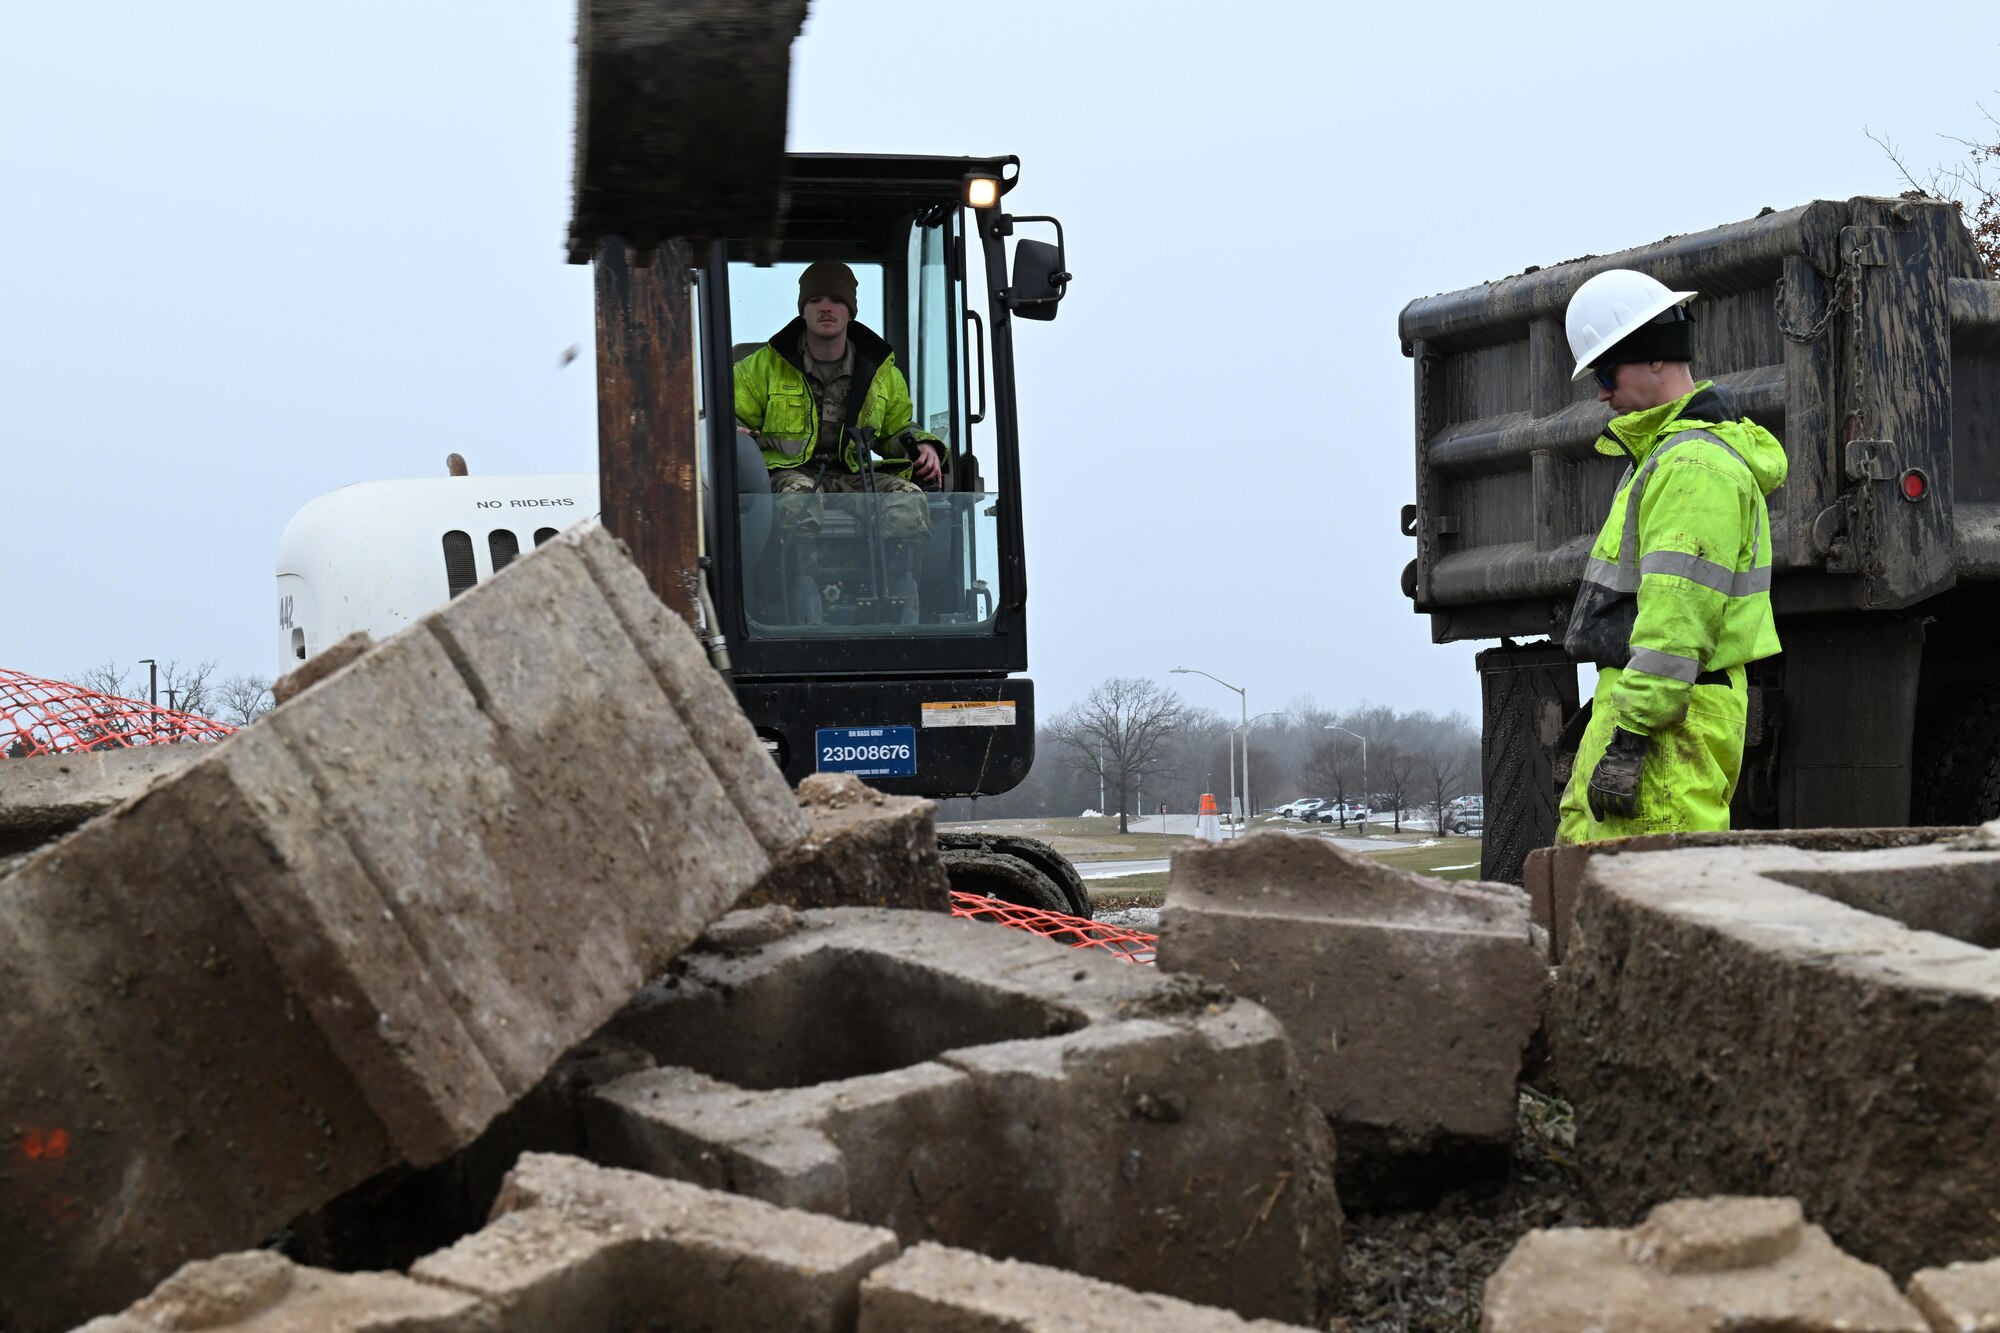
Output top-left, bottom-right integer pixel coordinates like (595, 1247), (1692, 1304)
(0, 668), (235, 759)
(949, 890), (1157, 965)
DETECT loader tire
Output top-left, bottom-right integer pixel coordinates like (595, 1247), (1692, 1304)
(1912, 681), (2000, 825)
(936, 832), (1091, 918)
(939, 849), (1069, 914)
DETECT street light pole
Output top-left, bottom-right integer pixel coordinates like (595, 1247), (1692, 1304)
(1243, 710), (1284, 826)
(137, 658), (158, 708)
(1173, 667), (1247, 835)
(1324, 725), (1368, 825)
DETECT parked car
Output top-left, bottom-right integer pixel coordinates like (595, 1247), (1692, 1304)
(1310, 802), (1369, 825)
(1270, 799), (1314, 819)
(1448, 811), (1483, 836)
(1445, 795), (1484, 817)
(1289, 798), (1327, 820)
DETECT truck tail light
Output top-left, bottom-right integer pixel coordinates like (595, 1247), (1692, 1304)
(1901, 469), (1929, 502)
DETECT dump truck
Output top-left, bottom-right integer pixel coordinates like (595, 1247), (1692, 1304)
(1398, 196), (2000, 882)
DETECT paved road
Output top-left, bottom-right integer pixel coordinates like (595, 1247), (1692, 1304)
(1075, 858), (1171, 880)
(1074, 830), (1434, 879)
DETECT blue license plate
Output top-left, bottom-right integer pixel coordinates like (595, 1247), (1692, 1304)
(815, 726), (917, 778)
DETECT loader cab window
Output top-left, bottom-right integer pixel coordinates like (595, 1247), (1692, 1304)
(721, 205), (1000, 644)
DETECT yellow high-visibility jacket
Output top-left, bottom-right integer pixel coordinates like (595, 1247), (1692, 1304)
(1558, 381), (1788, 842)
(733, 318), (940, 479)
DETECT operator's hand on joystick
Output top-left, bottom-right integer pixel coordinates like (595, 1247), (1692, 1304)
(1587, 727), (1650, 821)
(911, 440), (942, 487)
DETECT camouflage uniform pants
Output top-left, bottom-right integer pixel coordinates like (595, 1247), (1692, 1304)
(769, 467), (931, 542)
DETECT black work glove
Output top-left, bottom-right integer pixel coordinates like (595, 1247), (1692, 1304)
(1587, 727), (1650, 822)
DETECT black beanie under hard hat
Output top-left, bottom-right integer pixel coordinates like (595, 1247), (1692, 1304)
(798, 260), (859, 317)
(1596, 304), (1695, 369)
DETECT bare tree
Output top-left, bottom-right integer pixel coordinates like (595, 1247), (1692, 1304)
(66, 661), (140, 748)
(1299, 736), (1361, 826)
(212, 673), (276, 727)
(159, 660), (218, 718)
(1870, 109), (2000, 277)
(1374, 744), (1419, 833)
(1048, 677), (1188, 833)
(1161, 707), (1231, 812)
(73, 658), (217, 715)
(1418, 745), (1476, 834)
(73, 661), (131, 699)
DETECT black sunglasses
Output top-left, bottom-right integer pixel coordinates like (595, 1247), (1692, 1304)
(1593, 365), (1619, 392)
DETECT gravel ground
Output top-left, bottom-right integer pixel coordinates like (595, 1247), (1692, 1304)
(1091, 906), (1161, 930)
(1336, 1091), (1596, 1332)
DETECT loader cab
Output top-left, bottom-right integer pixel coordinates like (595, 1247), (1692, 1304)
(701, 154), (1070, 793)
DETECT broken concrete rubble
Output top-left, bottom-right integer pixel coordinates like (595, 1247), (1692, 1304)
(73, 1250), (489, 1333)
(0, 742), (203, 857)
(857, 1242), (1314, 1331)
(1550, 840), (2000, 1277)
(741, 771), (952, 912)
(586, 905), (1343, 1326)
(1908, 1257), (2000, 1332)
(1482, 1195), (1927, 1331)
(1156, 831), (1544, 1198)
(81, 1154), (1316, 1333)
(271, 628), (373, 706)
(413, 1152), (900, 1331)
(1523, 826), (1969, 961)
(0, 520), (803, 1333)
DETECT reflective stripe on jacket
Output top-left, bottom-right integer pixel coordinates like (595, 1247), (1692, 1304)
(732, 316), (941, 479)
(1563, 382), (1788, 737)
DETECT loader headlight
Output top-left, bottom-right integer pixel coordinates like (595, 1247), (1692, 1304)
(964, 174), (1000, 210)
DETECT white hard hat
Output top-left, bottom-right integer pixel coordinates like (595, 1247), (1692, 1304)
(1564, 269), (1697, 382)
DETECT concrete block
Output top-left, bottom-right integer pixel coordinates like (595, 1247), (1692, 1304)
(1550, 840), (2000, 1276)
(571, 521), (809, 857)
(0, 743), (203, 857)
(72, 1251), (487, 1333)
(1522, 826), (1970, 961)
(411, 1152), (898, 1332)
(0, 754), (409, 1331)
(741, 772), (951, 912)
(585, 907), (1341, 1326)
(1481, 1196), (1927, 1331)
(0, 519), (796, 1332)
(1908, 1257), (2000, 1331)
(1157, 832), (1543, 1168)
(271, 628), (373, 706)
(858, 1242), (1315, 1331)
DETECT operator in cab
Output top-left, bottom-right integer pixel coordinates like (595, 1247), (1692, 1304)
(1556, 270), (1788, 842)
(734, 261), (942, 623)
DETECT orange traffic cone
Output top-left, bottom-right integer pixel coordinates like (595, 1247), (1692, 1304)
(1196, 792), (1221, 843)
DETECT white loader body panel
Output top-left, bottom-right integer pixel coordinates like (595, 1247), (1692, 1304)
(275, 473), (597, 672)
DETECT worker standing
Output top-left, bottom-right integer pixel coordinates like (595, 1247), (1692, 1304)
(1555, 271), (1789, 842)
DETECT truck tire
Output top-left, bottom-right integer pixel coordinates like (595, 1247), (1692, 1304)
(936, 832), (1092, 918)
(1913, 682), (2000, 824)
(1478, 649), (1577, 884)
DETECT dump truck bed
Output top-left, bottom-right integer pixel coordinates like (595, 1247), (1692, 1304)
(1399, 196), (2000, 645)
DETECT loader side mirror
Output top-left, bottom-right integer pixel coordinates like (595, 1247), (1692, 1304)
(1008, 237), (1070, 322)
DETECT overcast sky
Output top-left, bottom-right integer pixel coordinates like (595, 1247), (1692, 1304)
(4, 2), (1994, 723)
